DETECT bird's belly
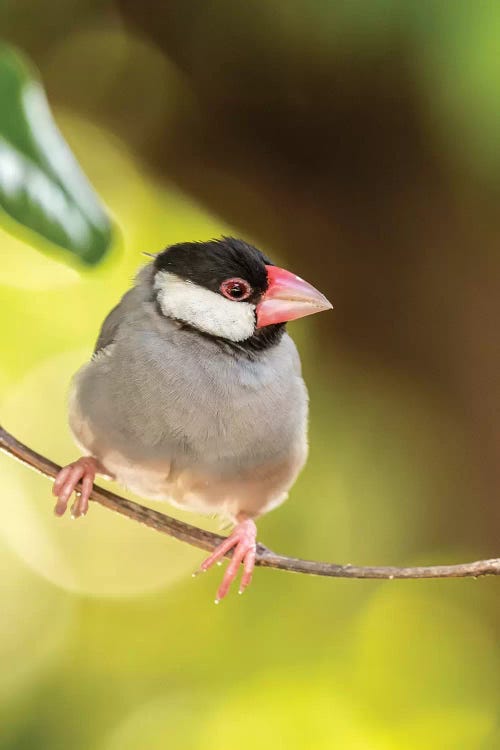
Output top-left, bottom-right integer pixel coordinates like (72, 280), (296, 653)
(99, 439), (306, 522)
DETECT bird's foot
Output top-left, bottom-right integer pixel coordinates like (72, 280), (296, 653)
(199, 519), (257, 602)
(52, 456), (100, 518)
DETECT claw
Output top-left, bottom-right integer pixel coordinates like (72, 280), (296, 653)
(198, 519), (257, 601)
(53, 457), (99, 518)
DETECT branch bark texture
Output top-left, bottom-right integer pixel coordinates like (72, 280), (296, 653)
(1, 424), (499, 580)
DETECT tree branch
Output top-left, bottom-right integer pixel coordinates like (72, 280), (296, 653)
(1, 424), (499, 580)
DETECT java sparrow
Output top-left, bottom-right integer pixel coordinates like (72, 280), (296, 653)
(53, 238), (332, 600)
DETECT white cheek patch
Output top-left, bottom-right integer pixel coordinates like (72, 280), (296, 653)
(154, 272), (256, 342)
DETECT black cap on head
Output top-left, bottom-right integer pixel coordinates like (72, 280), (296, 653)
(153, 237), (273, 301)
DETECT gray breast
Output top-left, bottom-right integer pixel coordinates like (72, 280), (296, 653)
(73, 307), (308, 478)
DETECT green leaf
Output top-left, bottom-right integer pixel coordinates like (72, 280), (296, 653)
(0, 43), (113, 265)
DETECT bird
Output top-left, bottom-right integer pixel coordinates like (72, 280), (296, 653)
(53, 237), (332, 601)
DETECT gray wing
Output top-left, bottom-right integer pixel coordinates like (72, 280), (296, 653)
(93, 288), (139, 355)
(94, 263), (156, 355)
(94, 304), (122, 354)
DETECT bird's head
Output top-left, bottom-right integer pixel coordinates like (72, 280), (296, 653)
(151, 237), (332, 348)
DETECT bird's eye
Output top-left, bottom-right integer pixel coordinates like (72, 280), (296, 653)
(220, 278), (252, 301)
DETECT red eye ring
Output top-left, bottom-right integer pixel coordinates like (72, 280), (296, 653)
(220, 277), (252, 301)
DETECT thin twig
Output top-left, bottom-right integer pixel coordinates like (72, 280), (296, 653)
(1, 424), (499, 580)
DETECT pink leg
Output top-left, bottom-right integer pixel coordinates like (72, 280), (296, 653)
(198, 518), (257, 602)
(52, 457), (100, 519)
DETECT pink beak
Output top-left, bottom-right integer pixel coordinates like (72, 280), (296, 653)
(256, 265), (332, 328)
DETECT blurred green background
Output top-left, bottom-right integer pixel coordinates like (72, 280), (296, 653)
(2, 1), (500, 748)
